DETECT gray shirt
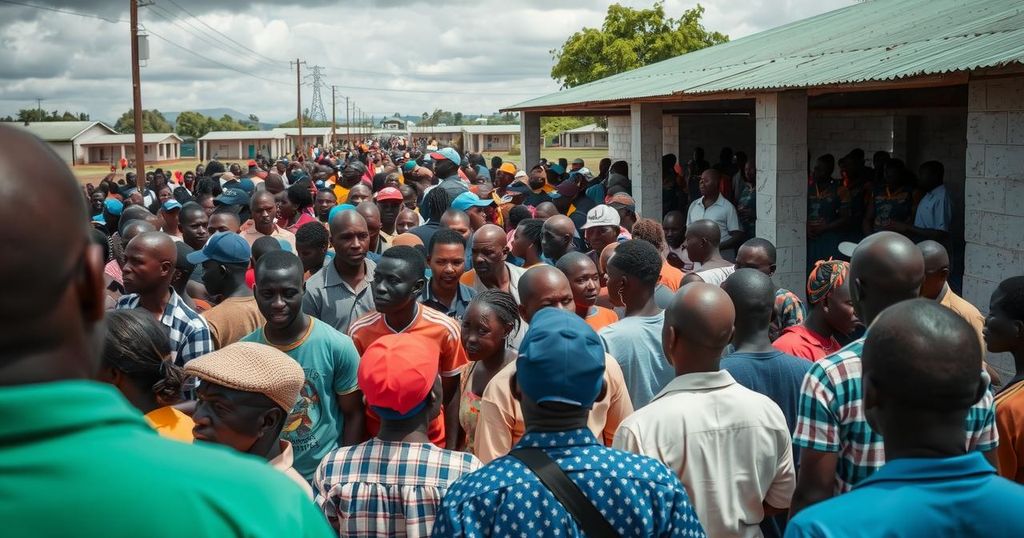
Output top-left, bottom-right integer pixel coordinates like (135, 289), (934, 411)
(302, 258), (377, 335)
(599, 312), (674, 409)
(438, 176), (469, 201)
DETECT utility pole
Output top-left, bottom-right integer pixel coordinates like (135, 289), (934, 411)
(130, 0), (145, 190)
(331, 85), (336, 148)
(290, 58), (306, 156)
(346, 97), (350, 150)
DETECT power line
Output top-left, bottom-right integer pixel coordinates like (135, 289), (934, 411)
(159, 0), (288, 67)
(0, 0), (127, 22)
(145, 4), (278, 71)
(321, 82), (546, 97)
(146, 29), (291, 87)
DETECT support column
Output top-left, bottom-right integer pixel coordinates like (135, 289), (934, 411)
(756, 90), (808, 298)
(520, 112), (541, 169)
(630, 103), (663, 219)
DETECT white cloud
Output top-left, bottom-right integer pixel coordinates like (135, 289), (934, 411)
(0, 0), (855, 124)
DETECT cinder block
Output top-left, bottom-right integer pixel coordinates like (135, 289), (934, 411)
(1005, 179), (1024, 217)
(968, 80), (988, 112)
(967, 112), (1007, 145)
(986, 79), (1024, 112)
(964, 178), (1005, 213)
(985, 144), (1024, 179)
(965, 144), (986, 178)
(757, 193), (777, 221)
(962, 274), (1001, 315)
(964, 242), (1021, 283)
(1007, 112), (1024, 145)
(775, 271), (806, 302)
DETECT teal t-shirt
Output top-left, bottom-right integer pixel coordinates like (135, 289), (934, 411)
(243, 317), (360, 479)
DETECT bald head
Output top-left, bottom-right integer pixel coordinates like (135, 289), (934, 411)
(329, 206), (367, 235)
(664, 282), (735, 371)
(599, 241), (619, 273)
(686, 219), (721, 246)
(121, 220), (157, 245)
(0, 125), (103, 376)
(918, 240), (949, 272)
(263, 174), (284, 194)
(849, 231), (925, 325)
(542, 215), (576, 262)
(722, 268), (774, 329)
(473, 223), (507, 245)
(122, 232), (177, 295)
(534, 202), (558, 219)
(518, 265), (574, 322)
(864, 299), (985, 438)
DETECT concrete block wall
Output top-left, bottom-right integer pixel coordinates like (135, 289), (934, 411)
(630, 104), (664, 219)
(607, 115), (632, 163)
(677, 114), (756, 163)
(756, 91), (809, 298)
(808, 111), (895, 163)
(663, 115), (680, 158)
(964, 76), (1024, 379)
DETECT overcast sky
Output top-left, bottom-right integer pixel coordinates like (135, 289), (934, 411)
(0, 0), (855, 123)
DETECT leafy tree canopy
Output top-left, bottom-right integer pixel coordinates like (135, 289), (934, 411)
(550, 2), (727, 88)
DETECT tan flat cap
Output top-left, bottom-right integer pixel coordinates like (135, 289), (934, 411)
(184, 342), (305, 411)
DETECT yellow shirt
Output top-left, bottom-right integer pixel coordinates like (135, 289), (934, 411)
(939, 284), (986, 358)
(144, 406), (194, 443)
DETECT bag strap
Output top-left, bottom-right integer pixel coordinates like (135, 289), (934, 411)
(509, 448), (618, 537)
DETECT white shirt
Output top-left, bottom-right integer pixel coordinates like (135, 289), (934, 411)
(687, 195), (741, 242)
(613, 370), (795, 538)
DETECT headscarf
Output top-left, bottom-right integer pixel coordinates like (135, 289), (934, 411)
(807, 259), (850, 304)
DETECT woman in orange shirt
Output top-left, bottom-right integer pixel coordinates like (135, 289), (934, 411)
(98, 310), (195, 442)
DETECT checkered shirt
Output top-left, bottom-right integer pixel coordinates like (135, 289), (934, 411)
(794, 337), (998, 493)
(114, 289), (213, 366)
(314, 439), (481, 537)
(432, 428), (706, 538)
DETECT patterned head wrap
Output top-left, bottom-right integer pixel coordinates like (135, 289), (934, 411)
(807, 259), (850, 304)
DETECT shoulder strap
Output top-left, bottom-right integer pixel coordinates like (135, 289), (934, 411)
(509, 448), (618, 537)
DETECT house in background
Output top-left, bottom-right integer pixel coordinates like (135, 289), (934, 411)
(271, 127), (333, 151)
(80, 133), (182, 164)
(461, 124), (520, 153)
(4, 121), (117, 165)
(198, 130), (287, 161)
(558, 123), (609, 148)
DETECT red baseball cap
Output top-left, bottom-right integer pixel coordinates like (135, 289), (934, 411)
(374, 187), (403, 202)
(358, 334), (440, 420)
(247, 160), (257, 168)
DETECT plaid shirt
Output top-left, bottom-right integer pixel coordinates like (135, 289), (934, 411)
(794, 337), (998, 493)
(771, 287), (806, 342)
(115, 289), (213, 366)
(314, 439), (481, 537)
(433, 428), (706, 537)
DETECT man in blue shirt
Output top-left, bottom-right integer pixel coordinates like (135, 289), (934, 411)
(720, 269), (810, 538)
(433, 308), (705, 537)
(786, 299), (1024, 537)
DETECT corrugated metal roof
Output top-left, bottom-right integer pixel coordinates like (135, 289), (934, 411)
(508, 0), (1024, 110)
(3, 121), (116, 141)
(271, 127), (334, 135)
(199, 130), (286, 140)
(459, 125), (520, 134)
(80, 133), (182, 145)
(565, 123), (607, 133)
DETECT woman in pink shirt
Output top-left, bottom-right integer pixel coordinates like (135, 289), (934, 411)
(277, 182), (318, 234)
(774, 259), (859, 361)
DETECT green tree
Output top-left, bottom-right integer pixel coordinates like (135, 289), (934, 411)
(174, 110), (211, 139)
(115, 109), (172, 133)
(541, 116), (594, 144)
(550, 2), (727, 88)
(14, 108), (90, 122)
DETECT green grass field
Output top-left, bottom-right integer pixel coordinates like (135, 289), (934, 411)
(71, 148), (612, 184)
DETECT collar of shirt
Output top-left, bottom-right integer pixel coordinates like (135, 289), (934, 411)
(652, 370), (736, 403)
(513, 427), (601, 451)
(0, 380), (147, 442)
(697, 194), (727, 209)
(856, 452), (994, 489)
(323, 257), (376, 293)
(269, 439), (296, 471)
(421, 280), (471, 306)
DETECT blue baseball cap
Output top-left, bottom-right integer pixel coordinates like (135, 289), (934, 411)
(516, 308), (605, 408)
(104, 198), (123, 216)
(550, 164), (566, 176)
(327, 203), (356, 224)
(162, 199), (182, 212)
(506, 183), (531, 195)
(428, 147), (460, 165)
(451, 192), (494, 212)
(215, 188), (250, 207)
(237, 178), (256, 194)
(401, 160), (416, 172)
(186, 231), (251, 265)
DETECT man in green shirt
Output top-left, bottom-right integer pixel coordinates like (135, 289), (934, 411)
(0, 125), (332, 538)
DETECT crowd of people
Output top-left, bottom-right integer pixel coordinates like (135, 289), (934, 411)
(6, 121), (1024, 537)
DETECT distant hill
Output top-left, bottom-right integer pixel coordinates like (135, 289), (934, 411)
(164, 108), (278, 130)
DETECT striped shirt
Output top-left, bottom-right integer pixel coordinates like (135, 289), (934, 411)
(349, 304), (468, 377)
(115, 289), (212, 366)
(314, 438), (481, 537)
(794, 337), (998, 492)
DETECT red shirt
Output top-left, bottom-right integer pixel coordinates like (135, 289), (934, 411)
(349, 305), (469, 447)
(772, 324), (841, 362)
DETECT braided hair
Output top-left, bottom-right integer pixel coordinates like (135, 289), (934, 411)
(471, 289), (521, 338)
(102, 310), (187, 407)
